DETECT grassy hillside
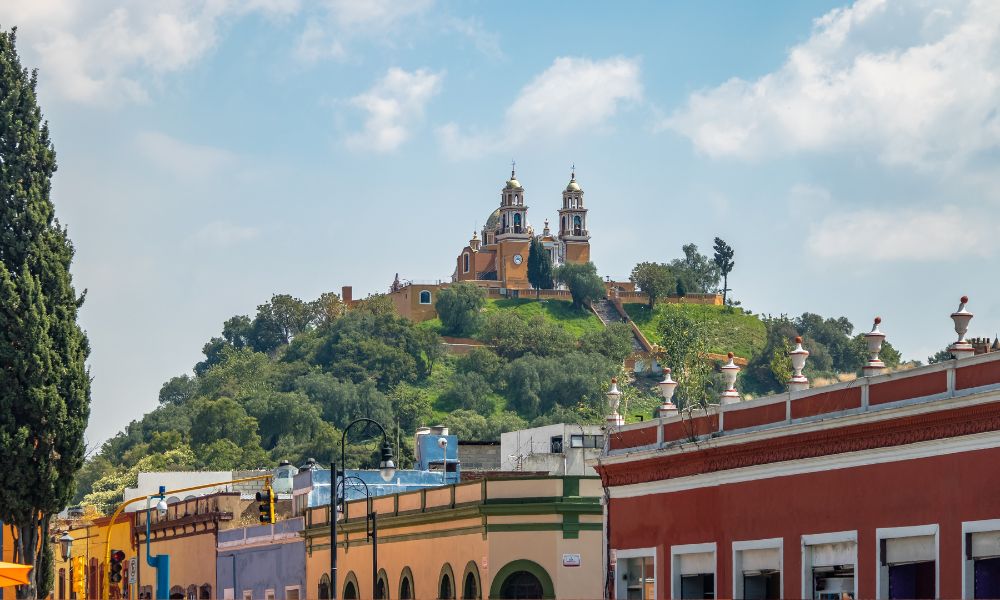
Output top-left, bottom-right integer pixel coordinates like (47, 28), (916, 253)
(420, 298), (603, 339)
(624, 302), (766, 359)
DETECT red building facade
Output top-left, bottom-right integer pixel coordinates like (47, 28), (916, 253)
(597, 352), (1000, 599)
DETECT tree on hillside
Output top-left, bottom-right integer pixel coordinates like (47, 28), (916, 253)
(555, 262), (605, 309)
(629, 262), (674, 308)
(669, 244), (720, 294)
(657, 306), (717, 409)
(0, 29), (91, 598)
(712, 238), (735, 304)
(527, 238), (554, 297)
(436, 282), (486, 336)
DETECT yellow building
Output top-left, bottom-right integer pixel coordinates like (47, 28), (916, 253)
(134, 493), (258, 600)
(51, 512), (134, 600)
(303, 476), (604, 600)
(3, 522), (16, 599)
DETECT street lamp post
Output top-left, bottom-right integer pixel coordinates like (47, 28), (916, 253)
(145, 486), (170, 600)
(58, 533), (74, 561)
(331, 418), (396, 600)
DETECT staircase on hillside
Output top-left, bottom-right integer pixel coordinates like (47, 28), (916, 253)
(591, 299), (646, 352)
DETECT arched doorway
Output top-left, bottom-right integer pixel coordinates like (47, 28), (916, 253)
(490, 560), (554, 600)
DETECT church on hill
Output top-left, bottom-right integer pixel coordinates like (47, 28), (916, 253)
(452, 165), (591, 289)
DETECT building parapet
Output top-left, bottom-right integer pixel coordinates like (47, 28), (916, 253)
(606, 350), (1000, 455)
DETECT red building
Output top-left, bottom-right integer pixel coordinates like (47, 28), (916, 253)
(597, 318), (1000, 599)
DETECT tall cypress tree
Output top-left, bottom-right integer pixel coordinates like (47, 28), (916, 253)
(527, 237), (554, 298)
(0, 28), (91, 599)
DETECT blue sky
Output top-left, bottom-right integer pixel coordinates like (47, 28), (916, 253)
(3, 0), (999, 445)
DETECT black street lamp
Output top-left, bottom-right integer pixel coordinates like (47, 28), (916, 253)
(331, 418), (396, 600)
(58, 532), (73, 561)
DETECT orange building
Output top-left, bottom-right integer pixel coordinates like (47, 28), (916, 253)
(454, 166), (591, 291)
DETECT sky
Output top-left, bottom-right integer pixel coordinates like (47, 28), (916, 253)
(2, 0), (999, 447)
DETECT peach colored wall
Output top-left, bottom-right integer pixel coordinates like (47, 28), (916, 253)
(486, 478), (561, 499)
(487, 529), (604, 600)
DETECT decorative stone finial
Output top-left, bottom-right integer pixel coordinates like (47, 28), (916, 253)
(720, 352), (741, 404)
(949, 296), (975, 359)
(656, 368), (678, 418)
(788, 336), (810, 392)
(863, 317), (887, 376)
(606, 377), (624, 426)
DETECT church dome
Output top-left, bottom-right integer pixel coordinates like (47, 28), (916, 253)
(485, 208), (501, 231)
(566, 179), (581, 192)
(506, 177), (521, 189)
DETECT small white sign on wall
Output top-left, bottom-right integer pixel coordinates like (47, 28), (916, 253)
(128, 558), (137, 584)
(562, 553), (582, 567)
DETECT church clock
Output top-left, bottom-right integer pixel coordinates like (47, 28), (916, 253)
(513, 254), (523, 265)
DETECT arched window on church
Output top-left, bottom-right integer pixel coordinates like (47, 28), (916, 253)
(573, 215), (582, 236)
(463, 253), (470, 273)
(513, 213), (522, 233)
(419, 290), (432, 305)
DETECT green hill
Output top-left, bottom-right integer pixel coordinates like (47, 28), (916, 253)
(421, 298), (603, 339)
(623, 302), (766, 359)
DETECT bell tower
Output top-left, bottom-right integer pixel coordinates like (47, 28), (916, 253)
(495, 162), (531, 288)
(558, 166), (591, 264)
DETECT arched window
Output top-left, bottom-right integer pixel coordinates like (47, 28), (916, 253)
(58, 568), (66, 600)
(342, 582), (357, 600)
(440, 574), (453, 599)
(461, 561), (481, 600)
(186, 584), (197, 599)
(199, 584), (212, 600)
(561, 216), (566, 233)
(168, 585), (185, 600)
(463, 253), (470, 273)
(318, 574), (331, 600)
(375, 569), (389, 599)
(513, 213), (522, 233)
(419, 290), (432, 304)
(573, 215), (582, 236)
(399, 566), (415, 599)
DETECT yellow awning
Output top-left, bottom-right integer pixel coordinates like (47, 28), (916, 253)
(0, 562), (32, 587)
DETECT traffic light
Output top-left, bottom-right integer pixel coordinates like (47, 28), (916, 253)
(72, 555), (87, 598)
(256, 487), (275, 524)
(110, 549), (126, 584)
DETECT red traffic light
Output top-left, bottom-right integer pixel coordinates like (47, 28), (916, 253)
(111, 550), (126, 562)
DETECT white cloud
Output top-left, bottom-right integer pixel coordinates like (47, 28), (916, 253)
(438, 56), (642, 159)
(0, 0), (298, 104)
(293, 0), (433, 62)
(136, 131), (237, 180)
(806, 206), (991, 262)
(195, 221), (260, 247)
(662, 0), (1000, 170)
(445, 17), (502, 59)
(346, 67), (443, 153)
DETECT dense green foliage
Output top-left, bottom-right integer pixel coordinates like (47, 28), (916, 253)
(435, 281), (486, 336)
(0, 29), (91, 597)
(629, 262), (673, 308)
(555, 262), (605, 308)
(80, 290), (626, 511)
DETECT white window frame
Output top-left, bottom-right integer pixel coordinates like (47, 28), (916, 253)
(733, 537), (783, 600)
(283, 585), (300, 600)
(614, 547), (657, 600)
(264, 589), (275, 600)
(419, 290), (432, 305)
(223, 589), (234, 600)
(242, 591), (252, 600)
(463, 253), (470, 273)
(962, 518), (1000, 599)
(801, 531), (858, 600)
(875, 524), (939, 600)
(671, 542), (717, 600)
